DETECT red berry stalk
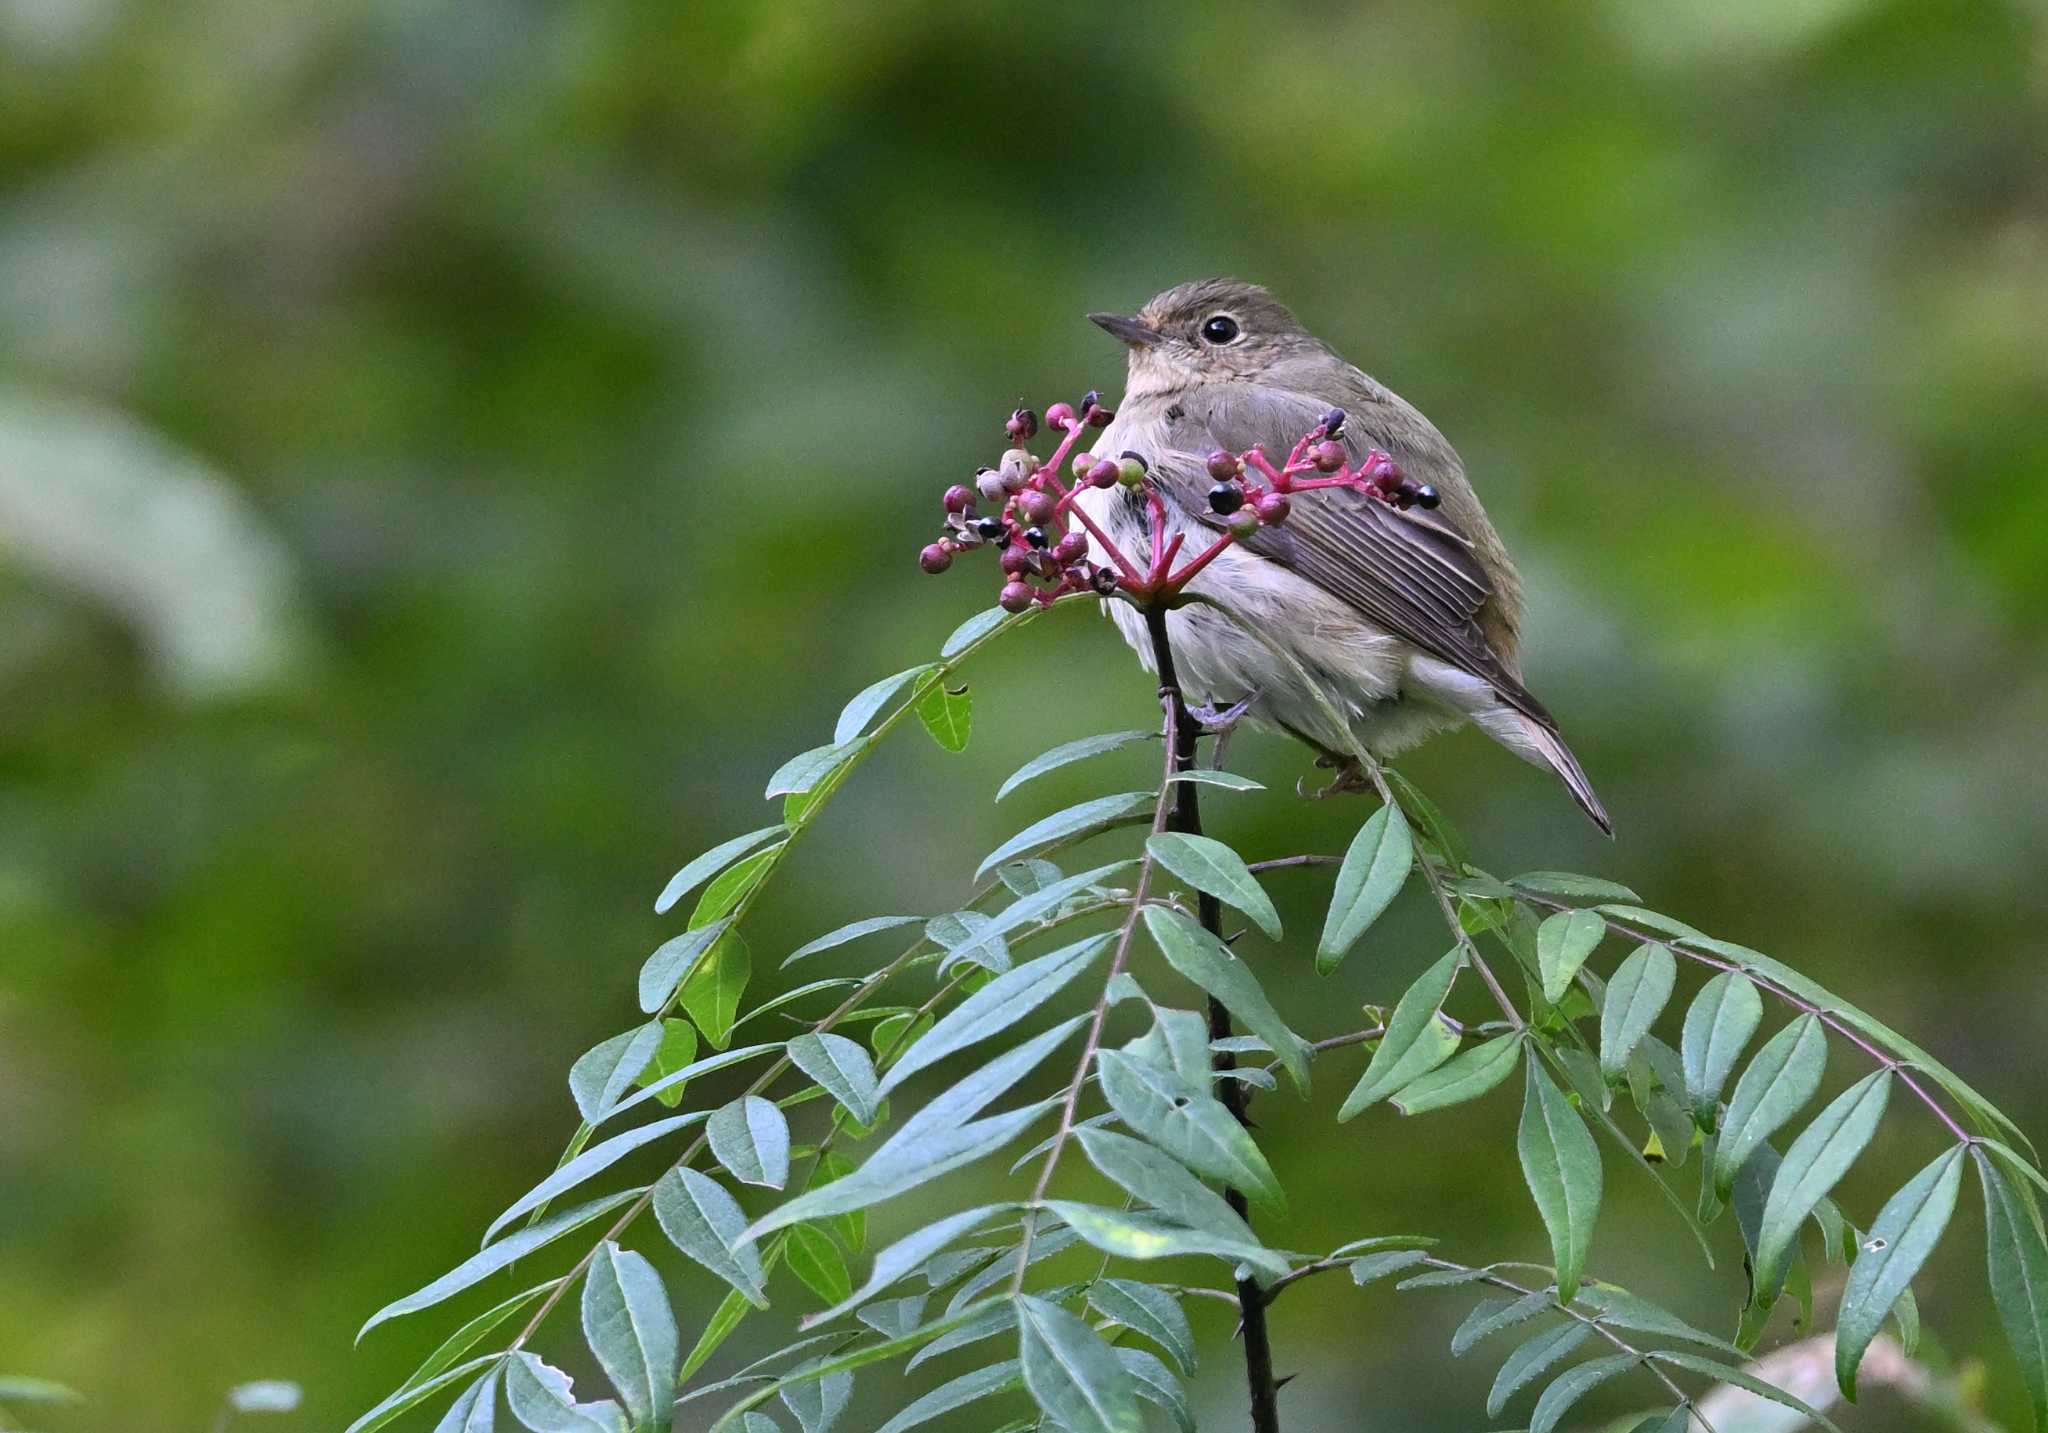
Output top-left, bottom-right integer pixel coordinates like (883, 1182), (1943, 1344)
(920, 399), (1436, 610)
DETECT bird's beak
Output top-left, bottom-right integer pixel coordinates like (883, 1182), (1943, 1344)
(1089, 311), (1162, 348)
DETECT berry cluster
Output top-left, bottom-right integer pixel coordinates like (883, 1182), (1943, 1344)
(919, 399), (1431, 609)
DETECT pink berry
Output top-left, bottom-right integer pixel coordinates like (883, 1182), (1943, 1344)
(1311, 440), (1345, 472)
(1091, 458), (1124, 488)
(999, 581), (1034, 613)
(943, 484), (974, 514)
(1017, 490), (1057, 525)
(1206, 450), (1240, 480)
(1054, 532), (1089, 564)
(919, 543), (953, 574)
(1254, 491), (1291, 525)
(999, 546), (1030, 576)
(1006, 407), (1039, 441)
(1045, 401), (1077, 430)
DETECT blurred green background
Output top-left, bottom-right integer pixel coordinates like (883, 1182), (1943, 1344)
(4, 1), (2046, 1429)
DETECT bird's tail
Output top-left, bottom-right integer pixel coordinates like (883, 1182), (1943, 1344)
(1519, 719), (1613, 837)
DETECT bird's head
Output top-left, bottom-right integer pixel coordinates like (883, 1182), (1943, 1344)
(1089, 278), (1330, 392)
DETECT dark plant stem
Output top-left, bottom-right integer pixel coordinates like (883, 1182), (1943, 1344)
(1141, 601), (1283, 1433)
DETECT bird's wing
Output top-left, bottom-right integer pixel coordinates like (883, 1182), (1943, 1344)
(1171, 380), (1553, 724)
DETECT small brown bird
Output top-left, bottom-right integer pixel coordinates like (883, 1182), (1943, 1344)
(1075, 278), (1611, 834)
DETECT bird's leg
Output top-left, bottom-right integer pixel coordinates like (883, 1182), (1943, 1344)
(1298, 759), (1376, 800)
(1184, 692), (1257, 771)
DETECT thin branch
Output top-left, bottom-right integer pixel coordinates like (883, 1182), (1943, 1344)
(1143, 601), (1283, 1433)
(1010, 691), (1181, 1290)
(1246, 854), (1341, 874)
(1267, 1253), (1706, 1425)
(1521, 894), (1976, 1147)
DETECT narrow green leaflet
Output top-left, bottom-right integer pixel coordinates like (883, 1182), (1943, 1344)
(1536, 908), (1605, 1003)
(872, 1361), (1021, 1433)
(783, 915), (925, 967)
(1752, 1071), (1891, 1300)
(503, 1353), (627, 1433)
(926, 911), (1010, 976)
(1487, 1321), (1592, 1417)
(778, 1369), (852, 1433)
(347, 1357), (504, 1433)
(1680, 970), (1763, 1116)
(940, 606), (1011, 657)
(706, 1299), (1012, 1429)
(1350, 1249), (1432, 1285)
(803, 1205), (1014, 1325)
(639, 920), (732, 1014)
(708, 1096), (791, 1189)
(395, 1281), (556, 1398)
(1043, 1201), (1290, 1281)
(353, 1185), (626, 1332)
(1529, 1354), (1640, 1433)
(1096, 1049), (1283, 1214)
(1142, 905), (1311, 1089)
(606, 1043), (782, 1124)
(1339, 948), (1462, 1119)
(1316, 803), (1413, 975)
(787, 1033), (879, 1126)
(877, 935), (1111, 1097)
(690, 848), (781, 927)
(1116, 1347), (1193, 1433)
(1572, 1282), (1742, 1356)
(785, 1225), (853, 1306)
(1518, 1060), (1603, 1302)
(915, 682), (973, 752)
(1450, 1290), (1554, 1356)
(835, 666), (934, 745)
(1074, 1127), (1259, 1247)
(1391, 1033), (1523, 1116)
(1510, 872), (1640, 902)
(1978, 1147), (2048, 1431)
(1646, 1351), (1841, 1431)
(655, 826), (786, 916)
(483, 1115), (704, 1243)
(997, 730), (1156, 801)
(1164, 769), (1262, 792)
(434, 1368), (500, 1433)
(1015, 1293), (1145, 1433)
(1712, 1014), (1827, 1196)
(745, 1019), (1083, 1240)
(1089, 1279), (1195, 1372)
(1599, 944), (1676, 1077)
(976, 792), (1156, 880)
(652, 1167), (768, 1307)
(571, 1024), (666, 1123)
(1836, 1145), (1964, 1399)
(582, 1242), (677, 1430)
(766, 743), (858, 801)
(1145, 833), (1281, 940)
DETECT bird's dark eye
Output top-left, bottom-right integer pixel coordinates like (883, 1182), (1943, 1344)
(1200, 314), (1240, 345)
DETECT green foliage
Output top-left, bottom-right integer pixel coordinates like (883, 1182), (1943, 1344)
(353, 603), (2048, 1433)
